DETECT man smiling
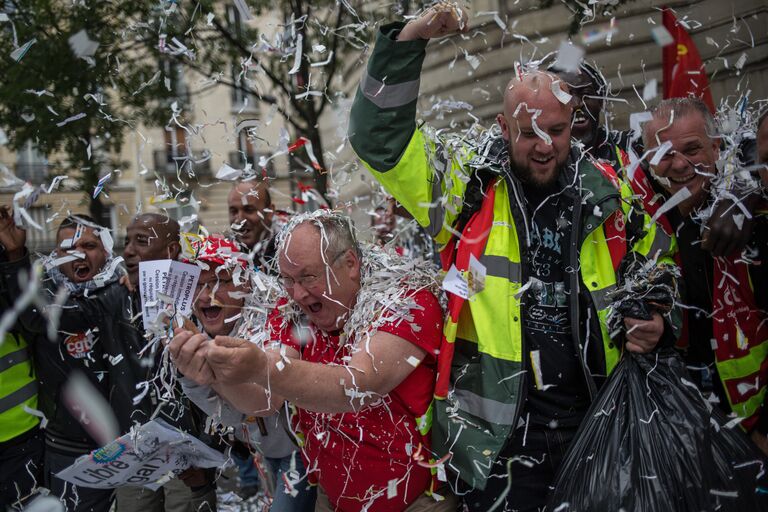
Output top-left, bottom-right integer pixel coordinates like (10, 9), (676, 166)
(172, 235), (315, 511)
(347, 5), (678, 509)
(644, 98), (768, 456)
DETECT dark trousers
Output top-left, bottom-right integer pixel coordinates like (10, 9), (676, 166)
(45, 449), (114, 512)
(462, 427), (577, 512)
(0, 428), (44, 510)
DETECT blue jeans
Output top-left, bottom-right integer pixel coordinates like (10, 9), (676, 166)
(265, 453), (316, 512)
(231, 451), (260, 489)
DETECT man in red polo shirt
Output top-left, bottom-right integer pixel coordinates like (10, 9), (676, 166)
(169, 211), (454, 511)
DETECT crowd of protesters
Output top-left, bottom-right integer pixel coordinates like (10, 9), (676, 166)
(2, 3), (768, 512)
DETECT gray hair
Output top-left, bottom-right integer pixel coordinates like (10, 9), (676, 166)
(276, 209), (361, 263)
(643, 97), (718, 148)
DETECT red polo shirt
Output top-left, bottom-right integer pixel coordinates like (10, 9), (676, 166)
(271, 290), (443, 512)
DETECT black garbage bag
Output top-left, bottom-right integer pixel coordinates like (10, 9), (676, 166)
(547, 350), (768, 512)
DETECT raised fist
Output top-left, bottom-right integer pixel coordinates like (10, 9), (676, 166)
(397, 2), (469, 42)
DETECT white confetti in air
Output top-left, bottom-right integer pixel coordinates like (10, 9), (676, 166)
(56, 112), (87, 128)
(554, 41), (584, 72)
(233, 0), (253, 21)
(406, 355), (421, 367)
(642, 78), (658, 101)
(68, 29), (99, 59)
(651, 187), (692, 224)
(10, 38), (36, 62)
(21, 496), (65, 512)
(215, 163), (242, 181)
(62, 372), (120, 446)
(650, 26), (674, 47)
(289, 34), (303, 75)
(387, 478), (398, 499)
(23, 404), (48, 429)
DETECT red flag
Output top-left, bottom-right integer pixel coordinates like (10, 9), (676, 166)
(662, 8), (715, 113)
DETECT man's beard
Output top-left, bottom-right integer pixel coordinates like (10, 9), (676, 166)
(510, 153), (568, 191)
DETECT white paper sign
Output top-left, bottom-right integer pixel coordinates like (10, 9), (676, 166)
(56, 419), (227, 490)
(467, 254), (487, 296)
(138, 260), (200, 330)
(442, 264), (469, 299)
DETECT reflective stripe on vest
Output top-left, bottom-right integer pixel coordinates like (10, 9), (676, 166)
(711, 258), (768, 431)
(0, 333), (39, 442)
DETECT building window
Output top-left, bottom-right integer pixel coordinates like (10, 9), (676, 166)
(16, 141), (47, 184)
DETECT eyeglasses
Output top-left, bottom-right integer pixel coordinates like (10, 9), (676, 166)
(278, 249), (349, 291)
(279, 273), (322, 290)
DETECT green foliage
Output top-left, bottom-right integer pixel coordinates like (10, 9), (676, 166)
(0, 0), (390, 205)
(0, 0), (187, 214)
(538, 0), (638, 34)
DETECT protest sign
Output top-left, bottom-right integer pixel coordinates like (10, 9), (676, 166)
(138, 260), (200, 330)
(56, 419), (227, 490)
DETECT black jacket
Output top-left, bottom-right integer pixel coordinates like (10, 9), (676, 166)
(0, 251), (151, 455)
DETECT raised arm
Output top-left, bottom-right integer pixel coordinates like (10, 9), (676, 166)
(348, 6), (472, 249)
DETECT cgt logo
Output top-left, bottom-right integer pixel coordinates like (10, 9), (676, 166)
(64, 332), (96, 359)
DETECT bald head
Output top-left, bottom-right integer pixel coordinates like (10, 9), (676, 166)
(227, 179), (274, 250)
(123, 213), (182, 286)
(133, 213), (180, 240)
(496, 71), (573, 189)
(503, 71), (570, 113)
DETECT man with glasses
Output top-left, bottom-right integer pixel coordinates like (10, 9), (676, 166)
(170, 211), (456, 512)
(171, 235), (314, 511)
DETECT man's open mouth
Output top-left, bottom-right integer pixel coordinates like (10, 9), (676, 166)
(307, 302), (322, 313)
(201, 306), (222, 320)
(73, 263), (91, 280)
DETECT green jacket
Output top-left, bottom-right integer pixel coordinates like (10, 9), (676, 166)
(349, 23), (679, 490)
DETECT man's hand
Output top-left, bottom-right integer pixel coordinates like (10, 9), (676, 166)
(206, 336), (266, 385)
(397, 2), (469, 42)
(750, 430), (768, 458)
(118, 275), (136, 293)
(168, 329), (215, 385)
(624, 313), (664, 353)
(702, 198), (755, 257)
(0, 206), (26, 260)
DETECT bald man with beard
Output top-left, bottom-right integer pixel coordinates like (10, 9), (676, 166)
(349, 5), (679, 510)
